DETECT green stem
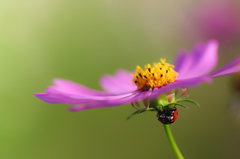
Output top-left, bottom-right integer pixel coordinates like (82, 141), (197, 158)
(164, 124), (184, 159)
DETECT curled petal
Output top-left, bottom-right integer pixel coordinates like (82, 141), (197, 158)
(135, 102), (140, 107)
(131, 102), (140, 109)
(131, 103), (137, 109)
(142, 99), (149, 108)
(167, 94), (173, 103)
(180, 88), (188, 97)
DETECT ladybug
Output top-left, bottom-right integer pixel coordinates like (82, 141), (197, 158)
(157, 106), (178, 124)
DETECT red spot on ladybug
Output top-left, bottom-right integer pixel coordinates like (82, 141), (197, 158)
(157, 106), (178, 124)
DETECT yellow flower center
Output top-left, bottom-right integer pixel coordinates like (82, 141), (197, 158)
(132, 59), (178, 90)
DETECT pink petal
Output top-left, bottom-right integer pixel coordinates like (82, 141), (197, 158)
(99, 69), (137, 94)
(52, 79), (106, 96)
(69, 90), (152, 111)
(175, 40), (219, 79)
(149, 75), (212, 100)
(34, 79), (138, 104)
(210, 56), (240, 77)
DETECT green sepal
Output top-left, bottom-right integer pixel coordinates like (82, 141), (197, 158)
(166, 103), (177, 107)
(174, 103), (188, 109)
(127, 107), (158, 120)
(177, 99), (200, 107)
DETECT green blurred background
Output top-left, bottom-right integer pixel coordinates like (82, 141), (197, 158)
(1, 0), (240, 158)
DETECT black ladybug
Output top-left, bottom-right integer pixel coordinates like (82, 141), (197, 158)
(157, 106), (178, 124)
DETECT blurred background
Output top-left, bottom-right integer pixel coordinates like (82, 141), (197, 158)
(1, 0), (240, 158)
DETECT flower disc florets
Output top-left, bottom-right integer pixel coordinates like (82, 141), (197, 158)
(132, 59), (178, 90)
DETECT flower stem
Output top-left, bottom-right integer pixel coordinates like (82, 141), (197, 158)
(164, 124), (184, 159)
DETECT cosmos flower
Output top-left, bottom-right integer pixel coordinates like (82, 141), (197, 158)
(192, 1), (240, 43)
(34, 40), (240, 111)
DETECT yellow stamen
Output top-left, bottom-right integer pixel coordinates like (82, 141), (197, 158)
(132, 58), (178, 90)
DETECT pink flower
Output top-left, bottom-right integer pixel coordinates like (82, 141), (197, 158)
(34, 40), (240, 111)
